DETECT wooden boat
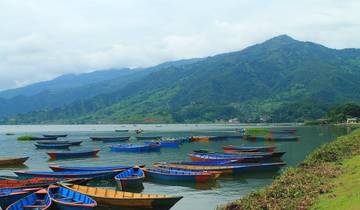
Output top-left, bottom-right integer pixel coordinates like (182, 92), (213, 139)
(223, 151), (286, 158)
(189, 153), (266, 162)
(48, 185), (97, 210)
(5, 133), (15, 136)
(47, 149), (100, 160)
(115, 129), (129, 132)
(14, 170), (120, 179)
(270, 128), (296, 134)
(144, 140), (181, 148)
(35, 143), (71, 149)
(0, 187), (42, 208)
(49, 164), (144, 172)
(157, 160), (238, 166)
(101, 137), (130, 143)
(190, 136), (209, 142)
(110, 144), (160, 152)
(136, 136), (162, 140)
(36, 140), (82, 146)
(208, 136), (229, 141)
(143, 168), (220, 183)
(0, 178), (59, 189)
(243, 135), (299, 141)
(30, 136), (58, 140)
(43, 134), (68, 138)
(90, 136), (130, 142)
(0, 157), (29, 166)
(223, 145), (276, 152)
(6, 189), (51, 210)
(154, 162), (286, 174)
(115, 167), (145, 190)
(60, 183), (182, 210)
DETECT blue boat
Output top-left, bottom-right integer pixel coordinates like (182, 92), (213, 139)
(36, 140), (83, 146)
(6, 189), (51, 210)
(0, 188), (41, 208)
(49, 165), (144, 172)
(47, 150), (100, 160)
(109, 144), (160, 152)
(143, 168), (220, 183)
(14, 170), (120, 179)
(90, 136), (129, 142)
(144, 140), (181, 148)
(163, 160), (238, 166)
(115, 167), (145, 190)
(48, 185), (97, 210)
(35, 143), (71, 149)
(155, 162), (286, 174)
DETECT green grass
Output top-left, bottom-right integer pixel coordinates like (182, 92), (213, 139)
(219, 128), (360, 210)
(311, 155), (360, 210)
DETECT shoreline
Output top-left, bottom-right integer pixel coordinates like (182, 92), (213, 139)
(219, 126), (360, 210)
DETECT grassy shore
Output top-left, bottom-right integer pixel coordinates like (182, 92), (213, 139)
(219, 127), (360, 210)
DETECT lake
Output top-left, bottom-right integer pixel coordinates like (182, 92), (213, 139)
(0, 124), (351, 210)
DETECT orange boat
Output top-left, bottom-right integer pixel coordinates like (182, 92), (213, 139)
(190, 136), (210, 142)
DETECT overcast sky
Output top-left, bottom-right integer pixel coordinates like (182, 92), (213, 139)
(0, 0), (359, 90)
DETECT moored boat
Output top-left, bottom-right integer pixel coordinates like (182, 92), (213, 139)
(144, 140), (181, 148)
(30, 136), (58, 140)
(115, 129), (129, 132)
(136, 136), (162, 140)
(0, 178), (59, 189)
(143, 168), (220, 183)
(243, 135), (299, 141)
(47, 150), (100, 160)
(190, 136), (209, 142)
(223, 151), (286, 158)
(223, 145), (276, 152)
(90, 136), (130, 142)
(0, 187), (42, 208)
(14, 170), (120, 179)
(101, 137), (130, 143)
(6, 189), (51, 210)
(43, 134), (68, 138)
(36, 140), (83, 146)
(35, 143), (71, 149)
(0, 157), (29, 166)
(189, 153), (265, 162)
(48, 185), (97, 210)
(154, 162), (286, 174)
(60, 183), (182, 210)
(110, 144), (160, 152)
(115, 167), (145, 190)
(49, 164), (144, 172)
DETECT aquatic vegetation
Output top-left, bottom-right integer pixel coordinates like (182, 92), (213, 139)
(17, 135), (33, 141)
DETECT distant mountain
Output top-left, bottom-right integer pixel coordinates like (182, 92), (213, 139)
(0, 68), (132, 99)
(3, 35), (360, 124)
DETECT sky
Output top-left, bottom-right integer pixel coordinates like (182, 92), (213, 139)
(0, 0), (360, 90)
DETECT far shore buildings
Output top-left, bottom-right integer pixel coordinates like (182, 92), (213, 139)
(347, 117), (359, 124)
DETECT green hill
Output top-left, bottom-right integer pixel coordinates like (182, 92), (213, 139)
(4, 35), (360, 124)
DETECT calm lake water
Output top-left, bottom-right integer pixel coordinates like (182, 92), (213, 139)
(0, 124), (352, 210)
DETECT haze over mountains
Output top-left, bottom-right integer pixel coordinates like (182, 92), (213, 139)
(1, 35), (360, 124)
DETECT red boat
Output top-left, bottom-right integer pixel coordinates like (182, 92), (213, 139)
(0, 178), (59, 189)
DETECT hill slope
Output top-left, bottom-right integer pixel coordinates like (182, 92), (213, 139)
(4, 35), (360, 123)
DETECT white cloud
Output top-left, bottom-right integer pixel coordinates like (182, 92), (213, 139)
(0, 0), (360, 90)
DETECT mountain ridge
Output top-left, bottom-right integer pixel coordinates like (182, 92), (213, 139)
(3, 35), (360, 124)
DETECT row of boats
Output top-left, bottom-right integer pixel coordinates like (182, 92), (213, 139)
(0, 143), (286, 209)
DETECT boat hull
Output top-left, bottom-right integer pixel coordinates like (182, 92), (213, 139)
(62, 184), (182, 210)
(0, 157), (29, 166)
(35, 143), (71, 149)
(48, 185), (96, 210)
(47, 150), (100, 160)
(14, 170), (119, 179)
(0, 188), (41, 208)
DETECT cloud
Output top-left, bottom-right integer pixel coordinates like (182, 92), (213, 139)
(0, 0), (360, 90)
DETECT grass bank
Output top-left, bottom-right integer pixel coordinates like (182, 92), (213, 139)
(219, 127), (360, 210)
